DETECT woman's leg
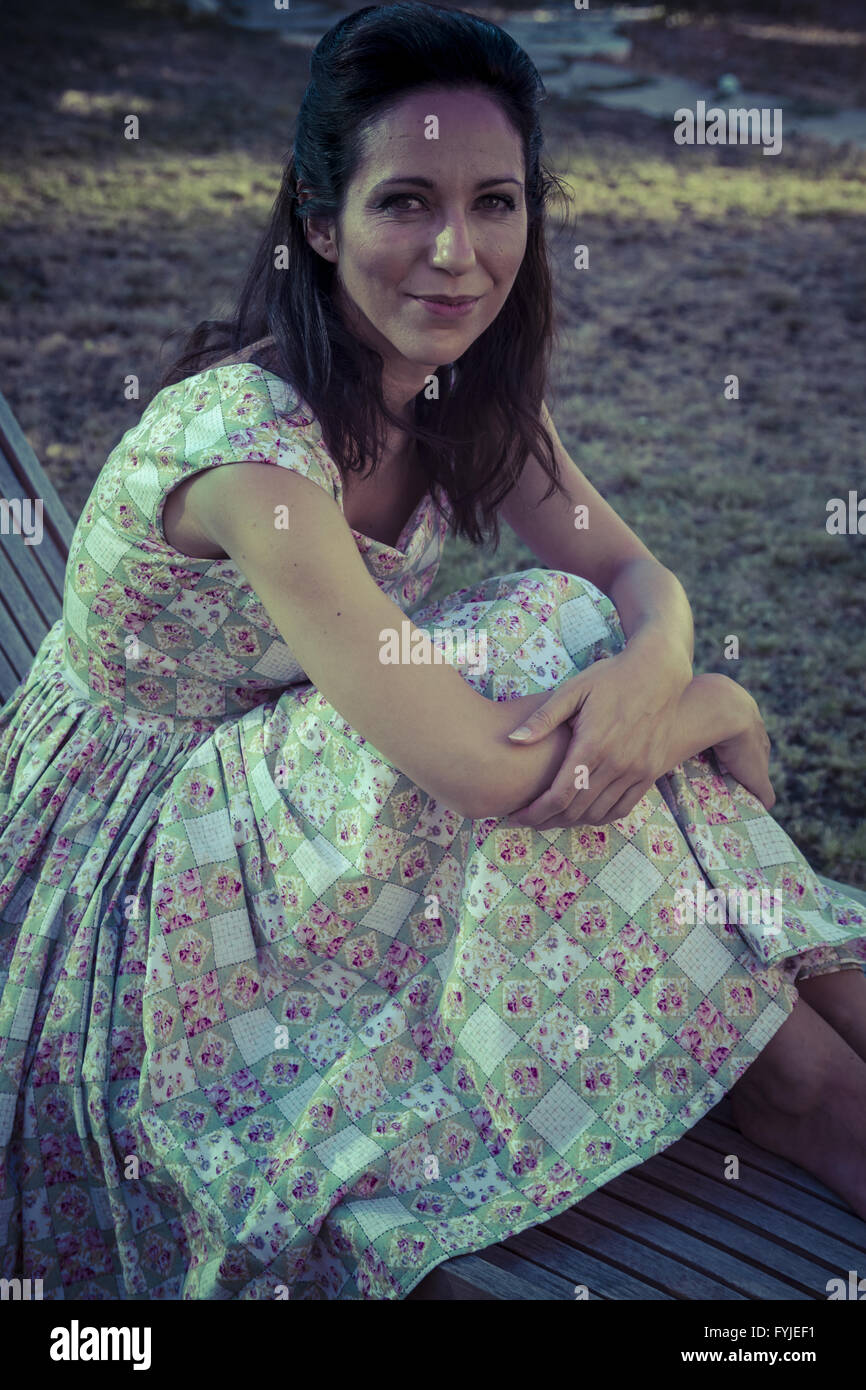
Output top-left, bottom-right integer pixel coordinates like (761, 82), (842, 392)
(729, 995), (866, 1219)
(795, 968), (866, 1065)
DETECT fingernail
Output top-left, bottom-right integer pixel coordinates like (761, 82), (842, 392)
(508, 726), (532, 740)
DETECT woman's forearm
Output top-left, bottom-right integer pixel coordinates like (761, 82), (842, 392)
(482, 674), (751, 820)
(607, 557), (695, 678)
(663, 673), (752, 771)
(482, 690), (576, 818)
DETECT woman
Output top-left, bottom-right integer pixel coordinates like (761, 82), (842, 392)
(1, 2), (864, 1301)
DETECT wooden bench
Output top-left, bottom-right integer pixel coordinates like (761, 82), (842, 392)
(0, 386), (74, 702)
(409, 1084), (866, 1299)
(2, 384), (865, 1300)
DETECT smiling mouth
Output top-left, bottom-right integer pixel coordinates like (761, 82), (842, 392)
(409, 294), (481, 304)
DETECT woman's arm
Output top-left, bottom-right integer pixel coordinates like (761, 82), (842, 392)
(481, 672), (758, 823)
(606, 555), (693, 686)
(661, 672), (756, 769)
(501, 403), (695, 682)
(499, 406), (696, 803)
(188, 461), (753, 828)
(190, 461), (601, 821)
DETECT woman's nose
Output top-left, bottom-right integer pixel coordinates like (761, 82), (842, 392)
(430, 217), (476, 271)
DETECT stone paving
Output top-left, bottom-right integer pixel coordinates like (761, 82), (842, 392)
(190, 0), (866, 150)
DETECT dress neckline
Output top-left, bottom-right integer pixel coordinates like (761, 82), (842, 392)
(250, 364), (432, 558)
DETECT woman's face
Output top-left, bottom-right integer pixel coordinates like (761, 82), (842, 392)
(306, 85), (528, 410)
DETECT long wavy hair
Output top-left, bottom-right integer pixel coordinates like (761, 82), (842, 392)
(156, 2), (572, 547)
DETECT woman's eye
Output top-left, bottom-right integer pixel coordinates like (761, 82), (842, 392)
(378, 193), (516, 212)
(380, 194), (424, 211)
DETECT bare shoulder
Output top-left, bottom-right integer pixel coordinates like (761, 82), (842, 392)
(164, 457), (328, 560)
(190, 460), (342, 555)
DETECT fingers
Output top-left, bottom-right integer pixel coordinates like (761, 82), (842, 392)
(532, 774), (648, 832)
(504, 766), (654, 833)
(601, 778), (655, 825)
(507, 677), (588, 743)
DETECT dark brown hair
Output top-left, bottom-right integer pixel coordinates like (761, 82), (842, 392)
(156, 2), (572, 547)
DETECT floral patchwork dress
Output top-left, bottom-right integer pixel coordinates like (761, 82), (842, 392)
(1, 362), (864, 1300)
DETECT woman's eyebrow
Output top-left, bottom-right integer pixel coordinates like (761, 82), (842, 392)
(369, 175), (523, 194)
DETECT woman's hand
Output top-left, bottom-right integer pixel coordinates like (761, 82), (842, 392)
(712, 693), (776, 812)
(501, 638), (691, 831)
(501, 664), (776, 831)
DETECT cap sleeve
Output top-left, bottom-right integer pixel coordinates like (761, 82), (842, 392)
(126, 363), (340, 552)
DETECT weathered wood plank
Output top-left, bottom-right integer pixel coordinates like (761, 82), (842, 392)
(498, 1222), (672, 1299)
(612, 1168), (840, 1290)
(470, 1237), (585, 1299)
(0, 505), (68, 611)
(695, 1116), (847, 1208)
(0, 536), (60, 656)
(574, 1182), (815, 1297)
(0, 387), (72, 704)
(0, 482), (65, 628)
(536, 1202), (747, 1298)
(637, 1146), (866, 1264)
(407, 1251), (556, 1300)
(0, 545), (47, 682)
(666, 1134), (866, 1251)
(0, 642), (21, 704)
(0, 388), (75, 553)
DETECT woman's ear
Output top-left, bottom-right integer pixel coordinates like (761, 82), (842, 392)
(304, 216), (339, 264)
(296, 180), (338, 261)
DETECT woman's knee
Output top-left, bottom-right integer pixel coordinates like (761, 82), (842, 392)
(541, 568), (626, 664)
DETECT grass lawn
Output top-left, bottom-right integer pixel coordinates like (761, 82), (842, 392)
(1, 0), (864, 883)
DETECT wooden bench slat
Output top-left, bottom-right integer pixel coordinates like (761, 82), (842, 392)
(534, 1202), (747, 1299)
(639, 1144), (866, 1263)
(406, 1258), (496, 1300)
(0, 386), (72, 705)
(498, 1221), (673, 1299)
(411, 1250), (555, 1300)
(468, 1236), (586, 1299)
(0, 523), (65, 636)
(612, 1168), (841, 1292)
(671, 1133), (866, 1250)
(0, 640), (23, 705)
(0, 389), (75, 553)
(0, 529), (62, 654)
(695, 1116), (848, 1208)
(0, 444), (69, 608)
(574, 1185), (815, 1298)
(0, 548), (48, 682)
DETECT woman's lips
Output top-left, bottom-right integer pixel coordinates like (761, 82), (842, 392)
(409, 295), (480, 318)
